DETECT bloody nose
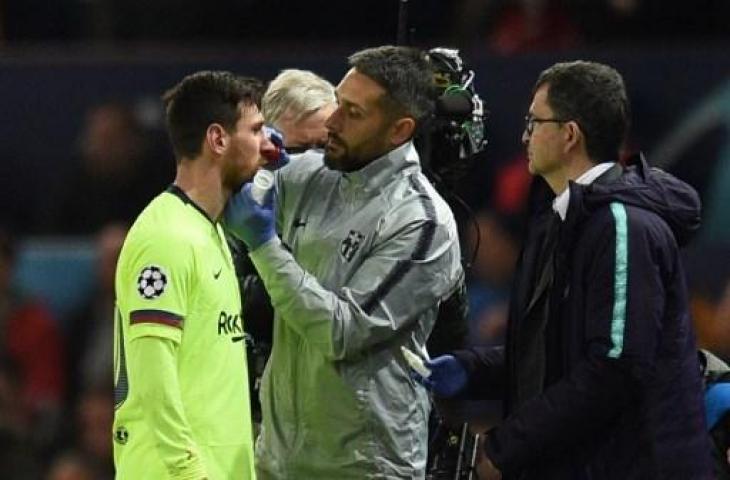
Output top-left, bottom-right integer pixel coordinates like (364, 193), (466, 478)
(261, 144), (282, 166)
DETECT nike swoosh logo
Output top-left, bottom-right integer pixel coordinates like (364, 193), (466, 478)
(213, 268), (222, 279)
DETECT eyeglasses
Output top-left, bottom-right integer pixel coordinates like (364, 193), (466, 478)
(285, 143), (326, 154)
(524, 114), (568, 136)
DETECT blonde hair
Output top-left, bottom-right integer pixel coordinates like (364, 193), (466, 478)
(262, 69), (336, 128)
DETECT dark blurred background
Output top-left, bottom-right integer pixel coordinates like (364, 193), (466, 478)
(0, 0), (728, 478)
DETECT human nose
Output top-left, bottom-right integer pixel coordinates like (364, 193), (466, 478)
(260, 132), (275, 151)
(325, 107), (342, 132)
(521, 128), (530, 145)
(260, 135), (277, 162)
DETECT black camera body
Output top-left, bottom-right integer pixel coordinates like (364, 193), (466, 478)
(417, 47), (488, 189)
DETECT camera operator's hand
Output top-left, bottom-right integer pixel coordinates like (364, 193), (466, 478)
(413, 354), (468, 398)
(475, 434), (502, 480)
(224, 183), (276, 251)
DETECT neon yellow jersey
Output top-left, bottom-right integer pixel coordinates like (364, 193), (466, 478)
(113, 186), (255, 480)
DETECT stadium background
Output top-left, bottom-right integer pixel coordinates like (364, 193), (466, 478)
(0, 0), (728, 477)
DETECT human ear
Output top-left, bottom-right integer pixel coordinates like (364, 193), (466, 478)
(206, 124), (228, 155)
(390, 117), (416, 146)
(563, 121), (582, 154)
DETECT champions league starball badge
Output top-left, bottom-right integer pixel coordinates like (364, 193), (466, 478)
(137, 265), (168, 299)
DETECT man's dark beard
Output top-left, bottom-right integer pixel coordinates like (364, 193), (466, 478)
(323, 148), (346, 171)
(324, 141), (393, 173)
(324, 125), (394, 172)
(323, 133), (347, 171)
(324, 149), (382, 173)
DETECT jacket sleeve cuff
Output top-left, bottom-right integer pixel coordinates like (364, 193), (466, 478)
(452, 346), (505, 399)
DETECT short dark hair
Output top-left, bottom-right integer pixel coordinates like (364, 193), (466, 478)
(162, 71), (263, 160)
(535, 61), (630, 163)
(348, 45), (434, 124)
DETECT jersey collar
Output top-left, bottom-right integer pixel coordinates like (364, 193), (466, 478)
(165, 184), (217, 226)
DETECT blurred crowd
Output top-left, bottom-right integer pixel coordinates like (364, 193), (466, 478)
(1, 225), (118, 479)
(0, 98), (171, 478)
(1, 0), (728, 49)
(0, 1), (728, 478)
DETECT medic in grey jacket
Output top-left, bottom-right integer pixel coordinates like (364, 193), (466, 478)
(224, 45), (464, 479)
(258, 144), (460, 478)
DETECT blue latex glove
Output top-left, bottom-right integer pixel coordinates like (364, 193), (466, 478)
(412, 354), (468, 398)
(705, 382), (730, 430)
(262, 125), (290, 170)
(223, 182), (276, 250)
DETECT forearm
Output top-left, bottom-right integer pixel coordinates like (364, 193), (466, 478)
(452, 346), (506, 400)
(250, 235), (458, 360)
(484, 356), (632, 474)
(249, 237), (352, 359)
(128, 336), (208, 479)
